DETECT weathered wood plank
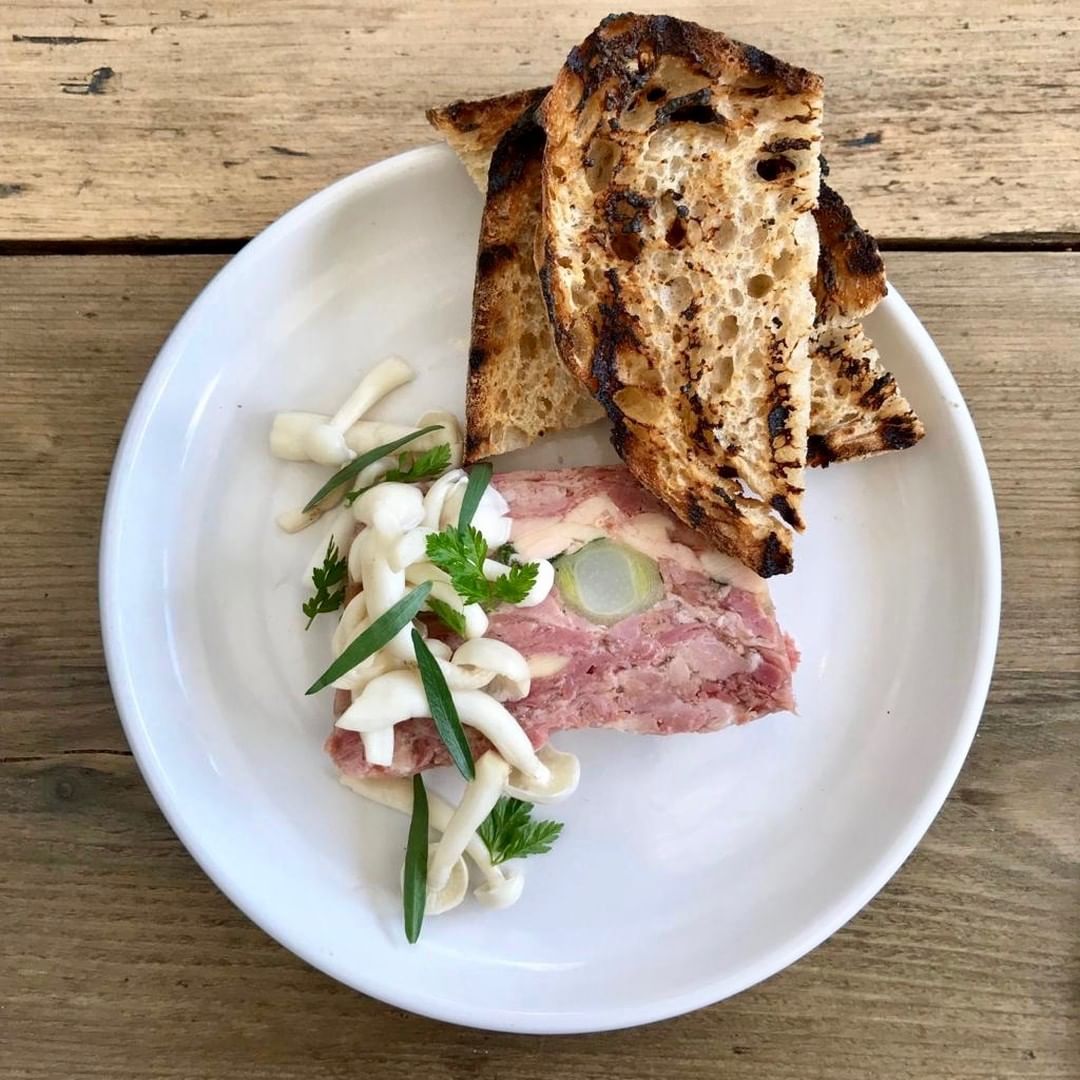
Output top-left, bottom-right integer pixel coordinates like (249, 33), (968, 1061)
(0, 1), (1077, 243)
(1, 670), (1076, 1079)
(0, 251), (1077, 1076)
(0, 252), (1074, 758)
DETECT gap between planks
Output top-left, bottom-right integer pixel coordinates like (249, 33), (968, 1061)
(0, 236), (1079, 258)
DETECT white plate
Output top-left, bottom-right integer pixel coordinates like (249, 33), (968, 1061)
(101, 145), (1000, 1034)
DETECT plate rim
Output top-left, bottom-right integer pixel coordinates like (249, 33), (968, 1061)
(100, 144), (1002, 1034)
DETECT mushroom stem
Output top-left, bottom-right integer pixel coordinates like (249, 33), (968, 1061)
(360, 729), (396, 768)
(275, 480), (348, 533)
(338, 773), (521, 904)
(303, 356), (414, 466)
(429, 752), (509, 891)
(337, 671), (548, 781)
(330, 356), (413, 431)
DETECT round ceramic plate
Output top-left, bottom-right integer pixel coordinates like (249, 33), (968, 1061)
(101, 145), (1000, 1034)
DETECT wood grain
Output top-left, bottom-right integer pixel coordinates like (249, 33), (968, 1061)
(0, 251), (1077, 1077)
(1, 0), (1078, 244)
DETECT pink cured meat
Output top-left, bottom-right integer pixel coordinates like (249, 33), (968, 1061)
(328, 467), (797, 778)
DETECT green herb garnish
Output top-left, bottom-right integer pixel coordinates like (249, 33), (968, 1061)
(345, 443), (452, 505)
(456, 461), (493, 529)
(411, 629), (474, 781)
(302, 425), (442, 512)
(403, 774), (429, 944)
(477, 797), (564, 865)
(426, 596), (467, 637)
(301, 539), (348, 628)
(425, 526), (539, 610)
(304, 581), (432, 694)
(493, 542), (518, 564)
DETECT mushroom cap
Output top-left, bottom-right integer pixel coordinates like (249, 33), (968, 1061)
(400, 843), (468, 916)
(505, 744), (580, 804)
(474, 866), (525, 910)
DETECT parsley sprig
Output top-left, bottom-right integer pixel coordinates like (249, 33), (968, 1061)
(478, 797), (564, 865)
(345, 443), (452, 505)
(493, 542), (517, 564)
(302, 540), (348, 628)
(425, 527), (538, 610)
(426, 596), (467, 637)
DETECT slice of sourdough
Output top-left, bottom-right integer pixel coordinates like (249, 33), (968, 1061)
(809, 179), (924, 464)
(427, 88), (548, 190)
(429, 89), (924, 470)
(460, 95), (603, 459)
(537, 15), (824, 575)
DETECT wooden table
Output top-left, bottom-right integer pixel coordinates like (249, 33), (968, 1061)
(2, 3), (1077, 1076)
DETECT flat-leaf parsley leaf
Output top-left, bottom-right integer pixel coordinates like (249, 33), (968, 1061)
(302, 539), (347, 629)
(425, 526), (538, 610)
(426, 596), (467, 637)
(477, 797), (564, 865)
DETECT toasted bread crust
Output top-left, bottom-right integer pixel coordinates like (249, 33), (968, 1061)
(465, 101), (603, 460)
(808, 322), (925, 466)
(427, 88), (548, 189)
(561, 13), (823, 105)
(432, 89), (924, 478)
(537, 15), (824, 574)
(807, 183), (922, 463)
(813, 181), (887, 324)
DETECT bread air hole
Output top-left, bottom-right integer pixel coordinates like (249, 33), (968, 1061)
(772, 250), (796, 279)
(756, 156), (796, 181)
(734, 76), (775, 97)
(584, 138), (621, 192)
(519, 331), (538, 360)
(711, 355), (735, 392)
(620, 351), (662, 389)
(711, 218), (736, 249)
(748, 273), (774, 299)
(665, 217), (687, 248)
(720, 314), (739, 344)
(613, 386), (663, 426)
(659, 276), (693, 313)
(575, 94), (603, 141)
(610, 231), (644, 261)
(571, 318), (593, 360)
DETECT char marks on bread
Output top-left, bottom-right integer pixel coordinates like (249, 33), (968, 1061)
(537, 14), (824, 575)
(427, 14), (925, 576)
(429, 93), (923, 478)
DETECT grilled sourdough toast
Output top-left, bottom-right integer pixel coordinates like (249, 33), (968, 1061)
(808, 178), (924, 464)
(429, 94), (923, 470)
(426, 88), (548, 191)
(536, 14), (824, 574)
(460, 96), (603, 459)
